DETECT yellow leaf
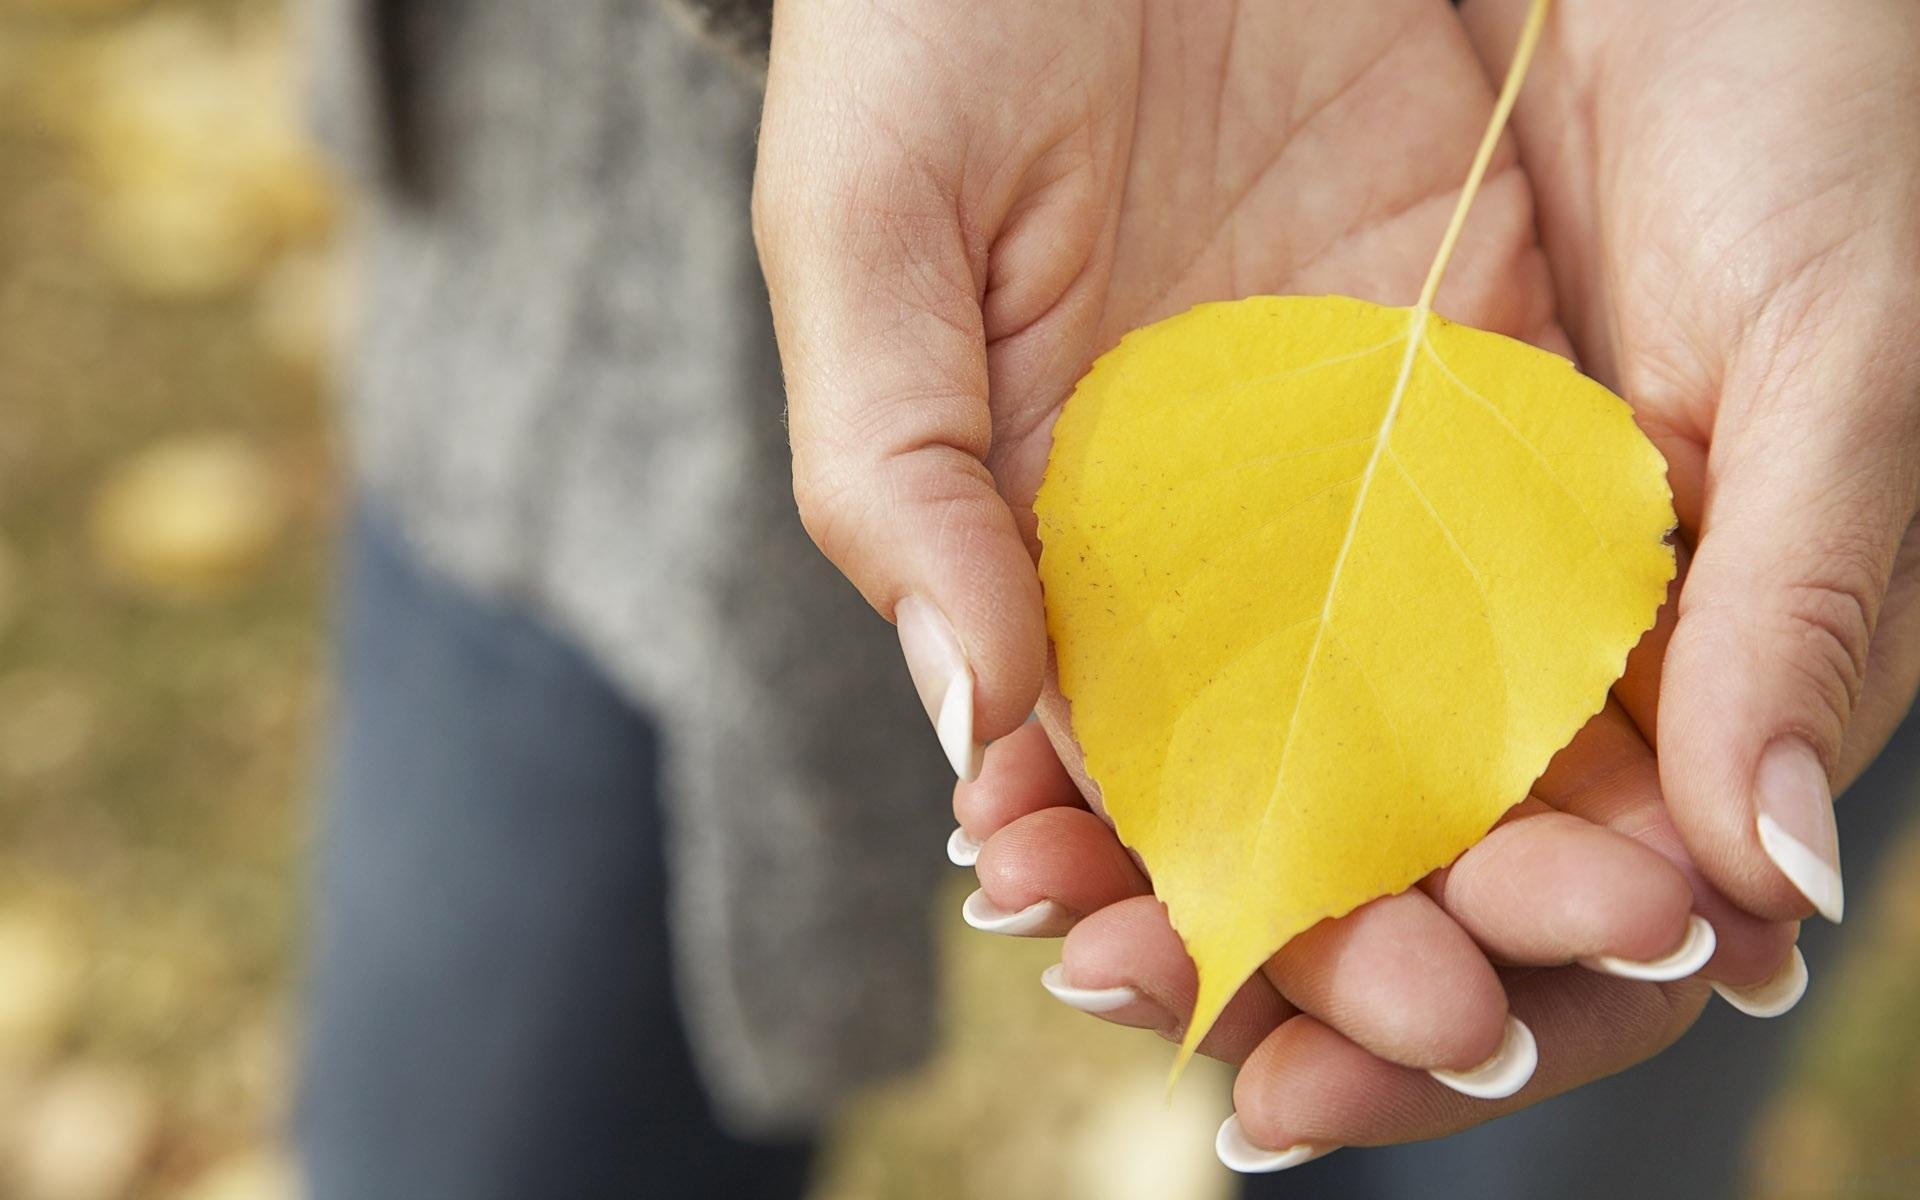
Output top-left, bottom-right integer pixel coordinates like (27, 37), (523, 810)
(1030, 0), (1675, 1070)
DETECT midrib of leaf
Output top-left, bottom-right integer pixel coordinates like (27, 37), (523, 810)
(1244, 0), (1554, 877)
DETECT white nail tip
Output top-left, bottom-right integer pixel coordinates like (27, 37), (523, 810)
(946, 827), (981, 867)
(1713, 946), (1810, 1018)
(1756, 813), (1845, 924)
(961, 888), (1070, 936)
(1580, 915), (1718, 982)
(1428, 1015), (1538, 1100)
(936, 666), (986, 783)
(1039, 963), (1139, 1014)
(1213, 1115), (1327, 1174)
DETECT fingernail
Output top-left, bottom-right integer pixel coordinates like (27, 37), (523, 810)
(1580, 914), (1717, 982)
(1429, 1015), (1537, 1100)
(1214, 1114), (1332, 1174)
(1754, 738), (1844, 923)
(896, 595), (986, 781)
(961, 888), (1072, 936)
(1713, 946), (1809, 1018)
(946, 826), (981, 867)
(1039, 963), (1141, 1014)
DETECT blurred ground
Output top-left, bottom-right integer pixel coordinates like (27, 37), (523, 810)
(0, 2), (1914, 1199)
(1, 3), (330, 1197)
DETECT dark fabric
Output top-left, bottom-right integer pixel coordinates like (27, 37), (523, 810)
(299, 508), (813, 1199)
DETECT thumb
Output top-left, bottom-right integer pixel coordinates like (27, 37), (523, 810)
(1658, 349), (1920, 925)
(753, 91), (1044, 783)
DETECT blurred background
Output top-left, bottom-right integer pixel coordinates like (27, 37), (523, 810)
(0, 1), (1916, 1198)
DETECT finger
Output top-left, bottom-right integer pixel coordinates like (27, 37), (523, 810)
(1261, 891), (1514, 1085)
(1423, 799), (1704, 978)
(1536, 703), (1801, 991)
(754, 32), (1046, 782)
(1657, 336), (1920, 926)
(1003, 818), (1520, 1083)
(949, 721), (1084, 865)
(1842, 531), (1920, 780)
(1219, 968), (1709, 1170)
(962, 807), (1147, 937)
(992, 807), (1519, 1080)
(1571, 551), (1803, 990)
(1051, 896), (1295, 1066)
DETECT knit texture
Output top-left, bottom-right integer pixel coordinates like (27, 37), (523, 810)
(304, 0), (948, 1136)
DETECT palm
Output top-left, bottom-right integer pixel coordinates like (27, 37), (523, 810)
(758, 0), (1814, 1153)
(764, 0), (1565, 786)
(975, 0), (1557, 553)
(1466, 0), (1920, 782)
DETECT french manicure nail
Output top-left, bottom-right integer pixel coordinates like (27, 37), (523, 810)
(1713, 946), (1809, 1018)
(1214, 1115), (1331, 1174)
(1754, 738), (1844, 923)
(1039, 963), (1141, 1014)
(961, 888), (1072, 936)
(1580, 914), (1717, 982)
(896, 595), (986, 782)
(1429, 1015), (1537, 1100)
(946, 827), (981, 867)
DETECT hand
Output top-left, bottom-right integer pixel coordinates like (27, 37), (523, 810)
(754, 0), (1558, 773)
(756, 0), (1795, 1165)
(951, 0), (1920, 1166)
(1460, 0), (1920, 926)
(958, 709), (1795, 1167)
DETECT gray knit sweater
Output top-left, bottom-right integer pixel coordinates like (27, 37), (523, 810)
(305, 0), (949, 1136)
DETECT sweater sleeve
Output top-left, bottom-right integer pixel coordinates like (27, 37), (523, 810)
(665, 0), (773, 71)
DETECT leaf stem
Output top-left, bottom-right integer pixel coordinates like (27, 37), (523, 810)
(1173, 0), (1557, 1083)
(1414, 0), (1553, 316)
(1249, 0), (1558, 896)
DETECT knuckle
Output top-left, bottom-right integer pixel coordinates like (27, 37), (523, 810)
(791, 429), (1005, 592)
(791, 460), (871, 565)
(1774, 561), (1880, 721)
(1653, 980), (1712, 1050)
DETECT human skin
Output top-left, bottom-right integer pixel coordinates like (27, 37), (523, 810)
(943, 0), (1920, 1160)
(1457, 0), (1920, 925)
(752, 0), (1918, 1161)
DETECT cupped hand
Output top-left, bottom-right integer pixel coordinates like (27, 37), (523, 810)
(1459, 0), (1920, 927)
(755, 0), (1557, 772)
(954, 702), (1797, 1169)
(755, 0), (1802, 1168)
(935, 0), (1920, 1168)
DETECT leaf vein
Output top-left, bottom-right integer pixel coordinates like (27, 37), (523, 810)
(1095, 435), (1374, 543)
(1419, 341), (1611, 554)
(1251, 311), (1428, 865)
(1387, 448), (1513, 743)
(1134, 471), (1370, 633)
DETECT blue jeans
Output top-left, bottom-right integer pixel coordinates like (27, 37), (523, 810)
(299, 511), (813, 1199)
(300, 510), (1916, 1199)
